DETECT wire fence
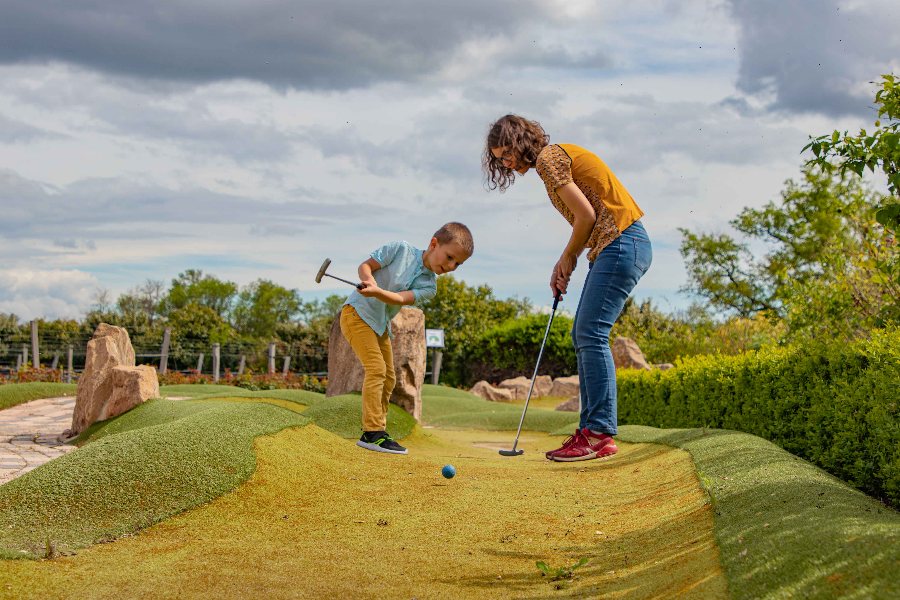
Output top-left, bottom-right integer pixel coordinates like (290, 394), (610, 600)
(0, 327), (329, 378)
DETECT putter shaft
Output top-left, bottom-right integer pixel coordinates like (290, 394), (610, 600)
(501, 295), (561, 456)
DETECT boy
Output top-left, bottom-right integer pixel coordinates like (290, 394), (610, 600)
(341, 222), (473, 454)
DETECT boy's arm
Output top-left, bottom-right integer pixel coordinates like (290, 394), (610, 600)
(358, 285), (416, 306)
(358, 258), (381, 287)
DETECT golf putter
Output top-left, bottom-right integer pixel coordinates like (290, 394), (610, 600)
(499, 293), (562, 457)
(315, 258), (363, 290)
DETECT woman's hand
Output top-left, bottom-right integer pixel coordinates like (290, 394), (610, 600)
(552, 252), (577, 296)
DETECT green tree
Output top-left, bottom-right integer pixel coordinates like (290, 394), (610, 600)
(679, 167), (881, 319)
(167, 302), (233, 343)
(232, 280), (301, 339)
(804, 74), (900, 324)
(420, 275), (531, 385)
(160, 269), (238, 319)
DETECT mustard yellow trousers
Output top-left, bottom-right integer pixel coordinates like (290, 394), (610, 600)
(340, 305), (396, 432)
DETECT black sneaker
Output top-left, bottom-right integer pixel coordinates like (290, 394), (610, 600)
(357, 431), (408, 455)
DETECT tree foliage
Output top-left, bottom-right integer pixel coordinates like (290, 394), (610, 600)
(679, 167), (886, 332)
(420, 275), (531, 386)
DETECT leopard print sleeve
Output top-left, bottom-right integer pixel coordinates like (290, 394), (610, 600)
(535, 145), (574, 192)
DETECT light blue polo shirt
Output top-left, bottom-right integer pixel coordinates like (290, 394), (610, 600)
(344, 240), (437, 338)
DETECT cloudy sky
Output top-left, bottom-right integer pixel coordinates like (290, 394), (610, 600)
(1, 0), (898, 321)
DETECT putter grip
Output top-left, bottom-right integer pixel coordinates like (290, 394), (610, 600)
(552, 294), (560, 310)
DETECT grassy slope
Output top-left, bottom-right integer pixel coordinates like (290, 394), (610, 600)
(617, 426), (900, 600)
(3, 426), (728, 600)
(0, 400), (310, 559)
(0, 382), (77, 410)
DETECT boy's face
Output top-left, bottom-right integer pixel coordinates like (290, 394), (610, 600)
(428, 239), (470, 274)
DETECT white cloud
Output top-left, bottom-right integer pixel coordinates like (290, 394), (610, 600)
(0, 269), (99, 321)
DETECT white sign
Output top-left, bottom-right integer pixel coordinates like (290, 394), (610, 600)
(425, 328), (444, 348)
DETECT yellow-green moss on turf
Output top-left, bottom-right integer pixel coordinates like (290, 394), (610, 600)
(617, 426), (900, 600)
(0, 382), (77, 410)
(1, 425), (729, 599)
(0, 400), (309, 559)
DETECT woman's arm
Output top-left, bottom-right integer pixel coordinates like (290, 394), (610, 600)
(552, 183), (596, 295)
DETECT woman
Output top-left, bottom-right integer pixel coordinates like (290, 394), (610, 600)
(483, 114), (652, 462)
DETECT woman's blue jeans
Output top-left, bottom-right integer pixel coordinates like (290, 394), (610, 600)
(572, 220), (652, 435)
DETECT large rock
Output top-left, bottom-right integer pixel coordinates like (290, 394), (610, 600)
(497, 375), (552, 400)
(105, 366), (160, 421)
(72, 323), (149, 435)
(611, 337), (652, 371)
(326, 306), (426, 422)
(549, 375), (580, 398)
(555, 395), (580, 412)
(470, 380), (513, 403)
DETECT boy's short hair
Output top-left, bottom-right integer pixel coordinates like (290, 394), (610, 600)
(433, 222), (474, 256)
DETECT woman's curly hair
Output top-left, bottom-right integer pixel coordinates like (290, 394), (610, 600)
(483, 115), (550, 192)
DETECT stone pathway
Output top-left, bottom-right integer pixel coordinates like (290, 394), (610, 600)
(0, 396), (77, 485)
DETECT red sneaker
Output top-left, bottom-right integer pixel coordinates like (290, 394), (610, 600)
(545, 429), (585, 460)
(550, 428), (617, 462)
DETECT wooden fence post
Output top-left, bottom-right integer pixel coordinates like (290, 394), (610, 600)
(238, 355), (246, 376)
(212, 343), (220, 383)
(31, 321), (39, 369)
(196, 353), (204, 374)
(282, 355), (290, 376)
(15, 355), (21, 372)
(159, 327), (171, 375)
(67, 345), (74, 384)
(51, 352), (59, 371)
(431, 349), (443, 385)
(22, 345), (27, 370)
(268, 343), (275, 375)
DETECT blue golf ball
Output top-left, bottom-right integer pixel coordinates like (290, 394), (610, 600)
(442, 464), (456, 479)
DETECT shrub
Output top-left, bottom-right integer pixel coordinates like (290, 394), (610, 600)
(616, 328), (900, 505)
(464, 313), (576, 384)
(157, 370), (327, 394)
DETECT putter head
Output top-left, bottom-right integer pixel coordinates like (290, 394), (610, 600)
(315, 258), (331, 283)
(498, 449), (524, 457)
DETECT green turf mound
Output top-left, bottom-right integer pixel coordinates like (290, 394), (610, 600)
(0, 401), (309, 559)
(300, 393), (418, 439)
(0, 382), (77, 410)
(159, 385), (323, 404)
(617, 425), (900, 600)
(420, 388), (579, 432)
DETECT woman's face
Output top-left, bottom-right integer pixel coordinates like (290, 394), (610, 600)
(491, 146), (529, 175)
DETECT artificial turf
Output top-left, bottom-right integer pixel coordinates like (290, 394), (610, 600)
(1, 425), (728, 599)
(3, 383), (898, 599)
(0, 399), (310, 559)
(616, 426), (900, 600)
(0, 382), (77, 410)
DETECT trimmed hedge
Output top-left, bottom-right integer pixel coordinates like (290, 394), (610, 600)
(465, 313), (576, 384)
(617, 328), (900, 505)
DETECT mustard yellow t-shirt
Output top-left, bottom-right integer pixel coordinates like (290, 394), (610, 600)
(535, 144), (644, 262)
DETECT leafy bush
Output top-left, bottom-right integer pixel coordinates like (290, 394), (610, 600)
(616, 328), (900, 505)
(156, 370), (327, 393)
(0, 368), (68, 385)
(464, 313), (576, 384)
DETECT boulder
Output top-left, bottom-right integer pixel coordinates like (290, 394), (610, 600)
(72, 323), (149, 435)
(555, 395), (580, 412)
(497, 375), (553, 400)
(654, 363), (675, 371)
(470, 381), (513, 403)
(105, 366), (160, 421)
(326, 306), (426, 422)
(549, 375), (580, 398)
(611, 337), (652, 371)
(92, 322), (135, 366)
